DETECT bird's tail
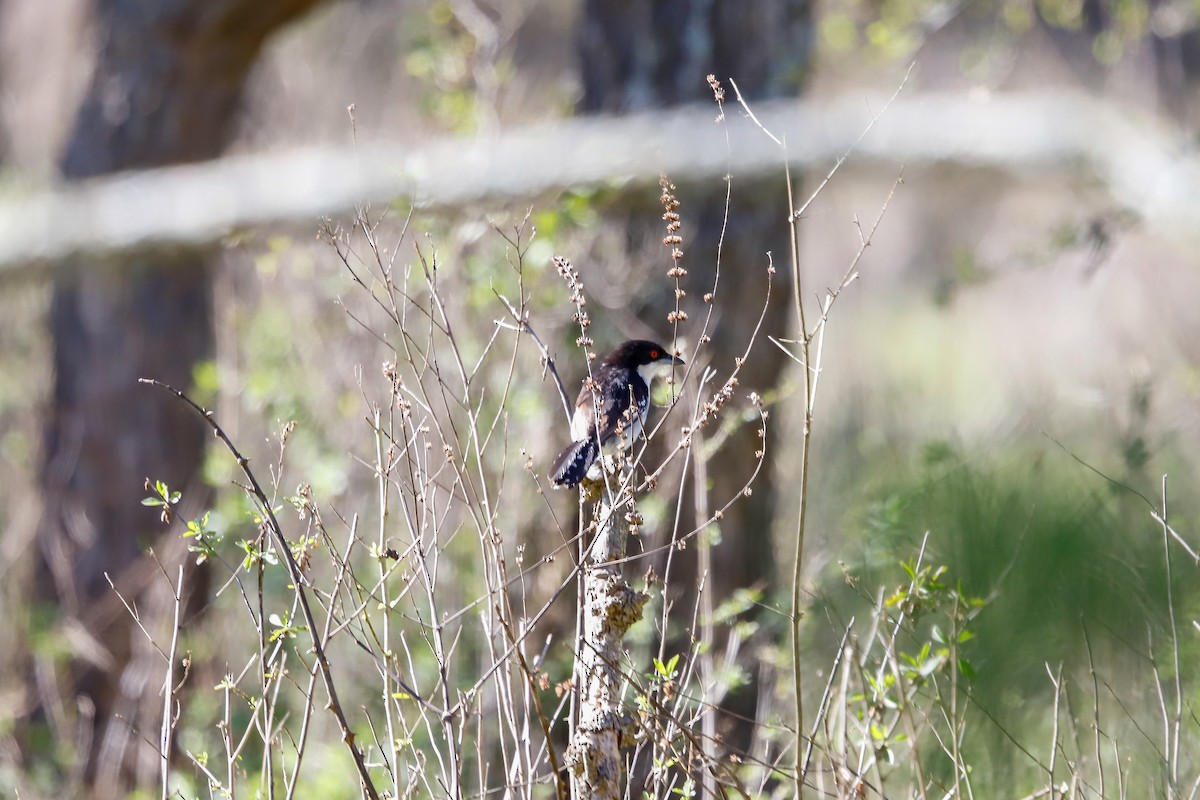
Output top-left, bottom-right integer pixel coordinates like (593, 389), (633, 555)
(550, 439), (599, 488)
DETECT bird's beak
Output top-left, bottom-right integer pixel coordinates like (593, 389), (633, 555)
(671, 354), (685, 366)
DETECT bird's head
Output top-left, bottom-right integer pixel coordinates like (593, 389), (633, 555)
(605, 339), (685, 383)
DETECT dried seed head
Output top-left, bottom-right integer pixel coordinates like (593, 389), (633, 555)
(706, 74), (725, 103)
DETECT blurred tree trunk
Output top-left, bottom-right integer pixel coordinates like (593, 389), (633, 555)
(28, 0), (323, 796)
(577, 0), (813, 755)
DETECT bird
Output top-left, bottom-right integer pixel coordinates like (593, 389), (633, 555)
(550, 339), (684, 488)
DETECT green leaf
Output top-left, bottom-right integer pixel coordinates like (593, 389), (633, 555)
(919, 652), (946, 677)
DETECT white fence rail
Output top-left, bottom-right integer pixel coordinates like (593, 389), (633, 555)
(0, 90), (1195, 274)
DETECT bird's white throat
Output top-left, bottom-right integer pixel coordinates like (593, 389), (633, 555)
(637, 360), (677, 385)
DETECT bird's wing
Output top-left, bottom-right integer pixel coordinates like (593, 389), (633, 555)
(593, 378), (648, 445)
(569, 383), (596, 442)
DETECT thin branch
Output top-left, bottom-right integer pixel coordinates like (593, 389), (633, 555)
(139, 378), (382, 800)
(494, 290), (572, 421)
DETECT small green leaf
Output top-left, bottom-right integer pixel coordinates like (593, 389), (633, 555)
(919, 652), (946, 677)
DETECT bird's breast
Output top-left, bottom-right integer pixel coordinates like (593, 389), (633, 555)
(569, 405), (591, 441)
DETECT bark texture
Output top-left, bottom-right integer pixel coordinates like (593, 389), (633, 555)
(29, 0), (323, 795)
(579, 0), (812, 114)
(568, 486), (649, 799)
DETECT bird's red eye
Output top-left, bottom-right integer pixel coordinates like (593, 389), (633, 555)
(651, 349), (659, 359)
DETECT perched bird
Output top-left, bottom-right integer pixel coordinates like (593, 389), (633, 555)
(550, 339), (684, 488)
